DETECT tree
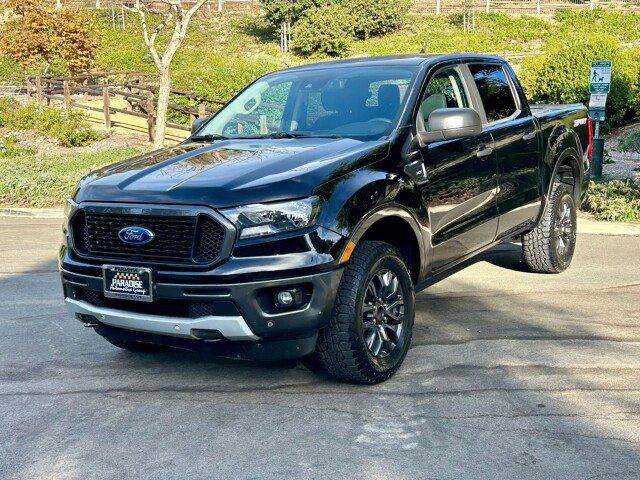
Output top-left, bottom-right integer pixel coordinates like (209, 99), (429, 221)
(125, 0), (207, 149)
(0, 0), (98, 79)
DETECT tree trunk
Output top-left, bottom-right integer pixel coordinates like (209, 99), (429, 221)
(154, 67), (171, 149)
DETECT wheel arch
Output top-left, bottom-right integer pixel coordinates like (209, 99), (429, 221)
(347, 205), (425, 284)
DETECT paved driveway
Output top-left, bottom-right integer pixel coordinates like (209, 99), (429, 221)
(1, 217), (639, 479)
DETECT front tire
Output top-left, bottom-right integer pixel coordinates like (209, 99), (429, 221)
(314, 240), (415, 384)
(522, 182), (577, 273)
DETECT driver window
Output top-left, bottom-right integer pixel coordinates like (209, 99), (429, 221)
(420, 67), (469, 126)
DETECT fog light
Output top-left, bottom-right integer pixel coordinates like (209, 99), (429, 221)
(276, 290), (294, 307)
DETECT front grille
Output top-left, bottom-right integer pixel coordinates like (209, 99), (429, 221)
(72, 287), (240, 318)
(70, 209), (229, 266)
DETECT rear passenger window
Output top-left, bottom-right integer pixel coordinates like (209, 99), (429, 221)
(468, 64), (518, 123)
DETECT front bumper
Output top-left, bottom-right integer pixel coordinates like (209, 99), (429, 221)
(61, 267), (343, 359)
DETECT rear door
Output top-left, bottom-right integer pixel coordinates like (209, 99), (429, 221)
(467, 63), (541, 237)
(413, 64), (499, 270)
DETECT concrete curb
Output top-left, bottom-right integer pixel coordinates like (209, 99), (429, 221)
(1, 207), (639, 235)
(0, 208), (64, 219)
(578, 217), (640, 236)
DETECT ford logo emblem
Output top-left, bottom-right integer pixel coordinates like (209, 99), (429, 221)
(118, 226), (155, 245)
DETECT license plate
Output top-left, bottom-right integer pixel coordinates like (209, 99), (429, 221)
(103, 265), (153, 302)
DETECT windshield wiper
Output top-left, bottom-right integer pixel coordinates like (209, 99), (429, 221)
(237, 132), (343, 139)
(190, 134), (228, 142)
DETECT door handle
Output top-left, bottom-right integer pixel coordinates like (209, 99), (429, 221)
(522, 131), (536, 141)
(476, 146), (494, 159)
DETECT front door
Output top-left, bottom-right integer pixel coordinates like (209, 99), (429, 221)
(413, 65), (499, 271)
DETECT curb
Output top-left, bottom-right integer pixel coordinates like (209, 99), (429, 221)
(1, 208), (639, 236)
(578, 217), (640, 236)
(0, 208), (64, 219)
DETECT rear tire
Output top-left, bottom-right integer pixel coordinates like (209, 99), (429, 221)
(522, 182), (577, 273)
(99, 334), (165, 353)
(313, 240), (415, 384)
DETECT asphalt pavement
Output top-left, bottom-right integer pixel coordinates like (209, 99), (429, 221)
(1, 216), (639, 480)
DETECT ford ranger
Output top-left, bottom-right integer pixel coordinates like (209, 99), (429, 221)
(61, 54), (591, 384)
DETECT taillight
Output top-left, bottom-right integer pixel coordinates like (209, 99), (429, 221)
(587, 116), (594, 161)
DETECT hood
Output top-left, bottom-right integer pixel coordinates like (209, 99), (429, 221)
(75, 138), (388, 208)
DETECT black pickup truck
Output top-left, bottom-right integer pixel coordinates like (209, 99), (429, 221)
(61, 54), (591, 384)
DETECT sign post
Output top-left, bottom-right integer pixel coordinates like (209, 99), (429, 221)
(588, 60), (611, 179)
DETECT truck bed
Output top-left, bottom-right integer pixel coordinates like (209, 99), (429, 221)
(530, 103), (586, 118)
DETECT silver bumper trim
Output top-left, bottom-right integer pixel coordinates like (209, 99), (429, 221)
(65, 298), (259, 341)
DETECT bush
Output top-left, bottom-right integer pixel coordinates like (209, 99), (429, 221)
(293, 5), (352, 56)
(260, 0), (333, 28)
(582, 179), (640, 222)
(520, 35), (640, 128)
(0, 97), (106, 147)
(293, 0), (409, 56)
(0, 133), (36, 158)
(0, 146), (148, 207)
(349, 0), (410, 39)
(617, 130), (640, 154)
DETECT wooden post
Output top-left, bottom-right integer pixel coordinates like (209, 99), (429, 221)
(146, 95), (156, 144)
(103, 87), (111, 129)
(198, 103), (206, 118)
(63, 81), (71, 112)
(537, 0), (541, 15)
(26, 78), (32, 102)
(436, 0), (441, 14)
(485, 0), (490, 13)
(83, 78), (89, 101)
(36, 77), (43, 104)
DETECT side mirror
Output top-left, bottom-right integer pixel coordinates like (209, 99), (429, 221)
(418, 108), (482, 144)
(191, 117), (208, 135)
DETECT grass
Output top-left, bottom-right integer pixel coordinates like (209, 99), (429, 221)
(0, 146), (149, 207)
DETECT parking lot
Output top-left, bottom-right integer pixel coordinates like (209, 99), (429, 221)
(1, 216), (639, 479)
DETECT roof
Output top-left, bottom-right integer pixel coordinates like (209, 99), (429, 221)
(279, 53), (506, 73)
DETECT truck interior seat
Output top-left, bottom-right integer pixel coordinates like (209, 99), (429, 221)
(377, 84), (400, 120)
(420, 93), (448, 125)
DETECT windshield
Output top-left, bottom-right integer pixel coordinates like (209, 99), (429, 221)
(196, 66), (419, 141)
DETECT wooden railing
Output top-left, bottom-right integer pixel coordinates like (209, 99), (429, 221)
(25, 71), (223, 142)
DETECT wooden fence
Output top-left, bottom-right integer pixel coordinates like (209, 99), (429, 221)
(411, 0), (640, 14)
(58, 0), (639, 15)
(25, 72), (223, 142)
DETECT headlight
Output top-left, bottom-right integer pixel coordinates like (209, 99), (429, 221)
(62, 199), (78, 245)
(221, 196), (322, 240)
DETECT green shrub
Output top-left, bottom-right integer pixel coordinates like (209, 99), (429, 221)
(260, 0), (333, 28)
(0, 134), (36, 158)
(0, 146), (148, 207)
(521, 35), (640, 128)
(617, 130), (640, 154)
(293, 0), (409, 56)
(348, 0), (410, 39)
(0, 97), (106, 147)
(293, 5), (352, 56)
(582, 179), (640, 222)
(33, 107), (106, 147)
